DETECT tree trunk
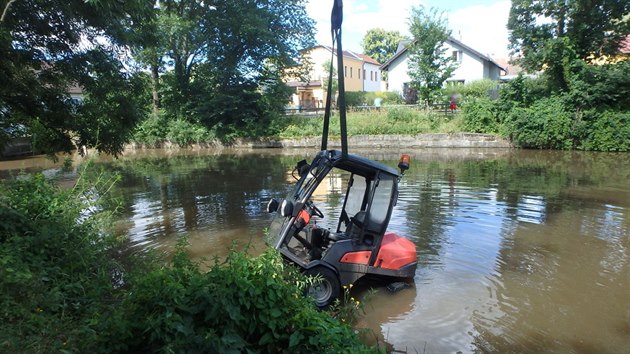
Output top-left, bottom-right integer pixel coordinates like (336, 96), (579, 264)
(151, 62), (160, 113)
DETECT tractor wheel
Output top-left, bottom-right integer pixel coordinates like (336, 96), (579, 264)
(304, 267), (340, 309)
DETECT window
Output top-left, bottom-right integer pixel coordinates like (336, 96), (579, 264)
(339, 174), (367, 233)
(370, 71), (373, 81)
(363, 69), (366, 80)
(344, 66), (347, 77)
(368, 175), (394, 232)
(358, 69), (361, 79)
(350, 67), (353, 78)
(452, 50), (462, 62)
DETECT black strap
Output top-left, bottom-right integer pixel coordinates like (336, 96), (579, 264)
(321, 48), (334, 151)
(321, 0), (347, 156)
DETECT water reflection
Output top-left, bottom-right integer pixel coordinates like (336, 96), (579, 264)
(102, 151), (311, 257)
(2, 148), (629, 352)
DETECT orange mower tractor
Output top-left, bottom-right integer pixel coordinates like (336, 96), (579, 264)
(266, 150), (417, 308)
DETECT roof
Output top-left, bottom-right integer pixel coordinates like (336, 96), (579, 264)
(307, 45), (381, 64)
(325, 150), (399, 177)
(380, 36), (507, 73)
(357, 53), (380, 65)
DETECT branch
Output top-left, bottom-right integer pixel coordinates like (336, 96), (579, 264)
(1, 0), (17, 24)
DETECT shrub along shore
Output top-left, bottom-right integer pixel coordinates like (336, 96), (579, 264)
(131, 73), (629, 153)
(0, 166), (378, 353)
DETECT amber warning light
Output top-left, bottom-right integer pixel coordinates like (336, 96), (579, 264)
(398, 154), (410, 174)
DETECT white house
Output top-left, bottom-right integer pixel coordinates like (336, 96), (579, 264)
(380, 36), (506, 94)
(358, 53), (382, 92)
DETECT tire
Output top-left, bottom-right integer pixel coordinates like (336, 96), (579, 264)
(304, 266), (340, 309)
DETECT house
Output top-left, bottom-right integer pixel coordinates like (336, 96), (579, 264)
(284, 45), (382, 109)
(358, 53), (382, 92)
(380, 36), (506, 94)
(586, 34), (630, 65)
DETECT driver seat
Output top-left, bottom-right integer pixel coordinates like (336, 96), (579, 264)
(346, 211), (366, 240)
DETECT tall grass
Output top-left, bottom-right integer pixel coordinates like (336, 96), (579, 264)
(275, 107), (464, 138)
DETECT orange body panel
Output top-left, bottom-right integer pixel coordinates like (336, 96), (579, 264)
(340, 251), (372, 265)
(375, 233), (417, 270)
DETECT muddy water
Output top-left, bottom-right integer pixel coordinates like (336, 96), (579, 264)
(2, 148), (629, 353)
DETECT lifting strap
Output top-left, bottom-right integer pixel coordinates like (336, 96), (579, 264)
(321, 0), (348, 156)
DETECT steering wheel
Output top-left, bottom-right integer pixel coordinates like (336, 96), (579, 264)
(308, 202), (324, 219)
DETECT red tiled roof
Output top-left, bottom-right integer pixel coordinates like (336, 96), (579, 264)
(357, 53), (380, 65)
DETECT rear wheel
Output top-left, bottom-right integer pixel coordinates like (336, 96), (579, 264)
(304, 267), (340, 309)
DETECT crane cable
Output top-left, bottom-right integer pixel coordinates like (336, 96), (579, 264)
(320, 0), (348, 156)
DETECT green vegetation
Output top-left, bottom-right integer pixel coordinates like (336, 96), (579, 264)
(406, 5), (457, 106)
(2, 0), (628, 156)
(131, 69), (629, 152)
(345, 91), (403, 107)
(360, 28), (408, 65)
(1, 0), (314, 156)
(508, 0), (629, 90)
(0, 171), (377, 353)
(459, 60), (630, 151)
(130, 97), (462, 145)
(251, 109), (461, 140)
(0, 0), (152, 156)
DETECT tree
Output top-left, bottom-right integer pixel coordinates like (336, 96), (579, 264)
(0, 0), (152, 156)
(145, 0), (315, 138)
(361, 28), (407, 64)
(508, 0), (630, 90)
(406, 6), (457, 106)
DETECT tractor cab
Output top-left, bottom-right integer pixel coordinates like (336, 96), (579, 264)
(266, 150), (417, 307)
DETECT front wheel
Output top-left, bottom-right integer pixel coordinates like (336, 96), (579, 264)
(304, 267), (340, 309)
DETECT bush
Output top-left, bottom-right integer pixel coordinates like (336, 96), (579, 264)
(579, 110), (630, 152)
(444, 79), (499, 102)
(503, 96), (576, 149)
(132, 112), (169, 147)
(344, 91), (403, 107)
(567, 60), (630, 111)
(98, 248), (374, 353)
(165, 119), (213, 147)
(132, 113), (214, 147)
(461, 97), (499, 134)
(345, 91), (368, 107)
(0, 171), (122, 352)
(0, 170), (375, 353)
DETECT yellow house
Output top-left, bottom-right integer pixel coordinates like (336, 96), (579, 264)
(284, 45), (379, 109)
(586, 36), (630, 65)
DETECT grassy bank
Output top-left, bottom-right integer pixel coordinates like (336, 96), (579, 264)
(275, 108), (463, 138)
(0, 168), (378, 353)
(131, 70), (629, 152)
(131, 108), (466, 147)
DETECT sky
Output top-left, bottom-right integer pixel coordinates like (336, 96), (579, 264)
(305, 0), (512, 61)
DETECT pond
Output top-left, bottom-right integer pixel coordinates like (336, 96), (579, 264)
(1, 148), (629, 353)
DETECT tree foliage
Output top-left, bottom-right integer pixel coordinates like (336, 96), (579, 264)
(146, 0), (315, 139)
(1, 0), (315, 155)
(508, 0), (630, 89)
(361, 28), (407, 65)
(406, 6), (457, 105)
(0, 0), (152, 157)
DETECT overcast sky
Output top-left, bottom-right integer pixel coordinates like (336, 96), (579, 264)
(305, 0), (512, 61)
